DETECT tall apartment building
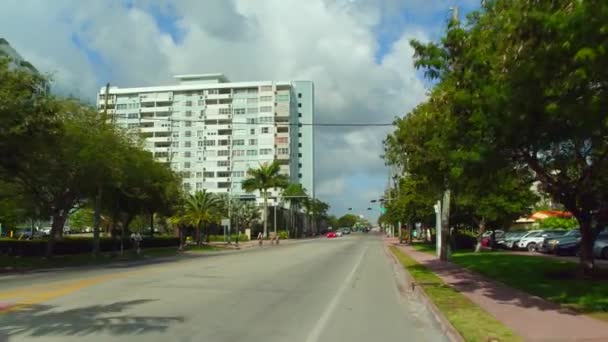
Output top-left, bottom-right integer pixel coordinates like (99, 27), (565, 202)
(97, 74), (314, 206)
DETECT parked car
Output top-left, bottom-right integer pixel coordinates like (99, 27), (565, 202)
(592, 233), (608, 259)
(518, 230), (567, 252)
(336, 231), (343, 237)
(326, 231), (337, 238)
(538, 229), (580, 253)
(339, 228), (351, 235)
(497, 231), (527, 249)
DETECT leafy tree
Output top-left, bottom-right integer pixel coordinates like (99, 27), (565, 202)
(302, 198), (329, 235)
(327, 215), (339, 230)
(68, 207), (94, 232)
(183, 190), (221, 245)
(337, 214), (358, 228)
(239, 201), (261, 239)
(282, 183), (308, 238)
(242, 161), (288, 238)
(538, 217), (578, 230)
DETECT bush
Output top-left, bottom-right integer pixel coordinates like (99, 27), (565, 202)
(538, 217), (578, 230)
(452, 231), (478, 251)
(278, 231), (289, 239)
(0, 237), (180, 257)
(207, 234), (249, 242)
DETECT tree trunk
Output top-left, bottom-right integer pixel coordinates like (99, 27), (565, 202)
(46, 211), (67, 257)
(149, 212), (154, 237)
(263, 191), (268, 238)
(439, 189), (451, 261)
(92, 185), (102, 256)
(407, 222), (413, 245)
(577, 213), (595, 276)
(205, 224), (210, 243)
(196, 224), (202, 246)
(475, 217), (486, 253)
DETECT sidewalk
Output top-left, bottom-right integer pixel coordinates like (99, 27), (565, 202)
(390, 242), (608, 342)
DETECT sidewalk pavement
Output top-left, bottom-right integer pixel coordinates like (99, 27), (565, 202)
(389, 241), (608, 342)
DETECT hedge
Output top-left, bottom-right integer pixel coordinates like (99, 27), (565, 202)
(451, 231), (478, 250)
(207, 234), (250, 242)
(0, 237), (180, 257)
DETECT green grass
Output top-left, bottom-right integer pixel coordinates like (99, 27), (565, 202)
(450, 252), (608, 319)
(0, 247), (182, 271)
(412, 242), (437, 255)
(183, 245), (222, 252)
(390, 246), (522, 342)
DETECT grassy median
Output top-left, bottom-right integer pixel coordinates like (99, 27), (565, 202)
(390, 246), (521, 342)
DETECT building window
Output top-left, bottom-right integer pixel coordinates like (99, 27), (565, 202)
(185, 121), (192, 127)
(217, 160), (230, 167)
(196, 182), (202, 190)
(127, 123), (138, 129)
(276, 94), (289, 102)
(184, 162), (191, 168)
(200, 110), (205, 116)
(234, 108), (246, 115)
(298, 93), (302, 98)
(233, 139), (245, 146)
(259, 116), (273, 123)
(204, 171), (214, 178)
(186, 110), (192, 117)
(298, 113), (302, 118)
(207, 131), (217, 136)
(298, 103), (302, 108)
(276, 137), (288, 144)
(197, 141), (204, 147)
(207, 89), (218, 95)
(127, 113), (138, 119)
(247, 98), (258, 104)
(246, 149), (257, 156)
(298, 173), (302, 178)
(246, 118), (256, 124)
(261, 127), (270, 134)
(217, 150), (230, 156)
(116, 104), (128, 110)
(260, 106), (273, 113)
(233, 150), (244, 156)
(172, 132), (179, 138)
(172, 141), (179, 147)
(233, 98), (247, 105)
(197, 130), (204, 137)
(232, 171), (245, 177)
(185, 141), (192, 147)
(219, 140), (229, 146)
(183, 183), (191, 191)
(217, 171), (230, 177)
(219, 108), (231, 115)
(247, 107), (258, 114)
(249, 129), (255, 135)
(278, 148), (289, 155)
(298, 133), (302, 137)
(260, 85), (273, 92)
(247, 88), (258, 94)
(184, 151), (191, 158)
(185, 101), (192, 106)
(260, 96), (273, 102)
(196, 172), (203, 178)
(185, 131), (192, 137)
(198, 100), (204, 106)
(298, 163), (302, 167)
(259, 148), (272, 155)
(248, 139), (257, 145)
(204, 140), (215, 146)
(298, 153), (302, 157)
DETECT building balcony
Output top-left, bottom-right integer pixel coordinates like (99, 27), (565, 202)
(140, 95), (172, 103)
(140, 106), (172, 113)
(206, 93), (232, 100)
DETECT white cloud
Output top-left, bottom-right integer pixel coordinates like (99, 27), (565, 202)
(0, 0), (435, 217)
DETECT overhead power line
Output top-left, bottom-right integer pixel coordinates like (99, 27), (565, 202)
(123, 116), (393, 127)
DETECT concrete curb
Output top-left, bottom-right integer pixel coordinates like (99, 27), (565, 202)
(385, 242), (464, 342)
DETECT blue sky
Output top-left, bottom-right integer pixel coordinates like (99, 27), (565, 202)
(0, 0), (480, 221)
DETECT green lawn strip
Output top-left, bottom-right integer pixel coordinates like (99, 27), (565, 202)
(450, 252), (608, 321)
(183, 245), (222, 252)
(0, 247), (181, 271)
(390, 246), (522, 342)
(412, 242), (437, 255)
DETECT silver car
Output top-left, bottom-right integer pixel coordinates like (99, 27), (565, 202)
(592, 233), (608, 259)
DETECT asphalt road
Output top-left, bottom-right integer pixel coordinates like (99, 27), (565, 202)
(0, 234), (448, 342)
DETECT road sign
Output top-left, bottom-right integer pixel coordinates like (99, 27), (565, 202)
(221, 219), (230, 226)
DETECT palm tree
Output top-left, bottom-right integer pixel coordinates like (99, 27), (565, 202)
(183, 190), (220, 245)
(282, 183), (308, 238)
(240, 201), (261, 240)
(242, 161), (289, 238)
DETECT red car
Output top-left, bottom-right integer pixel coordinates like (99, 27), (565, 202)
(326, 231), (337, 238)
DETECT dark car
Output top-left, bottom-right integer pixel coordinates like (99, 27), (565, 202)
(554, 230), (608, 256)
(592, 233), (608, 259)
(538, 229), (580, 254)
(496, 231), (527, 249)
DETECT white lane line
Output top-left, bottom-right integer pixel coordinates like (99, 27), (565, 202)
(304, 245), (369, 342)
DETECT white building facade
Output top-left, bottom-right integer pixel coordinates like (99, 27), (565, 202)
(97, 74), (314, 206)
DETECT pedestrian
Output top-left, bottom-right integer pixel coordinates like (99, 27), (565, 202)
(257, 232), (263, 246)
(131, 231), (143, 255)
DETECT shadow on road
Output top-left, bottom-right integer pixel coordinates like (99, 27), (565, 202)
(0, 299), (184, 339)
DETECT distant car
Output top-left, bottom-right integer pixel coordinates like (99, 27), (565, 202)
(518, 230), (567, 252)
(593, 233), (608, 259)
(326, 231), (337, 238)
(336, 231), (343, 237)
(497, 231), (527, 249)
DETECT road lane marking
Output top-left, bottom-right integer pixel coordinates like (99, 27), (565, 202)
(304, 245), (368, 342)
